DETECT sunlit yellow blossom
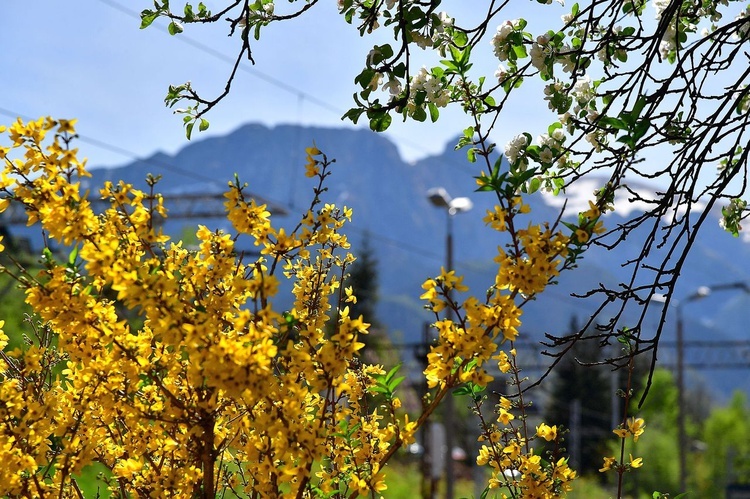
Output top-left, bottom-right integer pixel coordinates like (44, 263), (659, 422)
(627, 417), (646, 441)
(575, 228), (590, 243)
(536, 423), (557, 441)
(600, 456), (616, 472)
(629, 454), (643, 468)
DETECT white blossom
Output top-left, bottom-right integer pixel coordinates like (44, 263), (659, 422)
(494, 64), (508, 83)
(653, 0), (670, 20)
(530, 43), (546, 70)
(368, 72), (383, 91)
(382, 78), (402, 97)
(436, 12), (453, 31)
(504, 134), (529, 165)
(491, 21), (515, 60)
(539, 147), (554, 164)
(410, 67), (449, 108)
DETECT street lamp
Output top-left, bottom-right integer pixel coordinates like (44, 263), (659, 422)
(426, 187), (473, 499)
(659, 282), (750, 493)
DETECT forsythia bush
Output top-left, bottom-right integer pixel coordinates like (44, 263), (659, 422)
(0, 117), (634, 498)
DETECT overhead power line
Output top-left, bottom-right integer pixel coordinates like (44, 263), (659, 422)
(93, 0), (465, 164)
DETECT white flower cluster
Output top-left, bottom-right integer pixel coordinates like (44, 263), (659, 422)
(544, 80), (567, 112)
(652, 0), (670, 20)
(411, 67), (450, 107)
(432, 11), (454, 51)
(504, 134), (530, 169)
(537, 129), (565, 165)
(368, 72), (383, 91)
(491, 20), (521, 61)
(558, 111), (574, 133)
(495, 64), (508, 84)
(571, 75), (597, 121)
(407, 11), (455, 50)
(383, 78), (402, 98)
(659, 22), (677, 58)
(530, 36), (550, 71)
(585, 130), (606, 152)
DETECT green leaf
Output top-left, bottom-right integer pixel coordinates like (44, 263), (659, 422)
(168, 21), (183, 35)
(631, 96), (647, 119)
(140, 10), (159, 29)
(388, 375), (405, 391)
(528, 176), (541, 194)
(199, 118), (210, 132)
(453, 386), (472, 396)
(369, 111), (392, 132)
(599, 116), (628, 130)
(186, 121), (195, 139)
(492, 155), (503, 177)
(449, 45), (463, 64)
(42, 247), (54, 263)
(453, 29), (468, 46)
(412, 106), (427, 123)
(342, 107), (364, 124)
(467, 148), (476, 163)
(513, 44), (528, 59)
(428, 102), (439, 122)
(632, 119), (650, 142)
(68, 245), (79, 266)
(384, 363), (401, 384)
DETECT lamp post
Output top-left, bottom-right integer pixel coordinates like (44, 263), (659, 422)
(661, 282), (750, 492)
(427, 187), (473, 499)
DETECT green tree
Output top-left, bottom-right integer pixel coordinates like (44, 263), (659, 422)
(345, 233), (399, 366)
(346, 233), (380, 330)
(697, 391), (750, 495)
(627, 368), (680, 497)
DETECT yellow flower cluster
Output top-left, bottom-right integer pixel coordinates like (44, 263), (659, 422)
(476, 406), (576, 497)
(573, 200), (606, 245)
(0, 118), (411, 498)
(600, 417), (646, 473)
(418, 188), (585, 495)
(468, 351), (576, 497)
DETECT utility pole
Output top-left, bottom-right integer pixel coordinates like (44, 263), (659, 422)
(672, 282), (750, 493)
(426, 187), (472, 499)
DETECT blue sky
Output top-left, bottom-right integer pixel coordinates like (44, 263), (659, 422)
(1, 1), (567, 169)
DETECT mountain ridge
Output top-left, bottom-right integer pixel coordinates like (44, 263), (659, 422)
(81, 122), (750, 398)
